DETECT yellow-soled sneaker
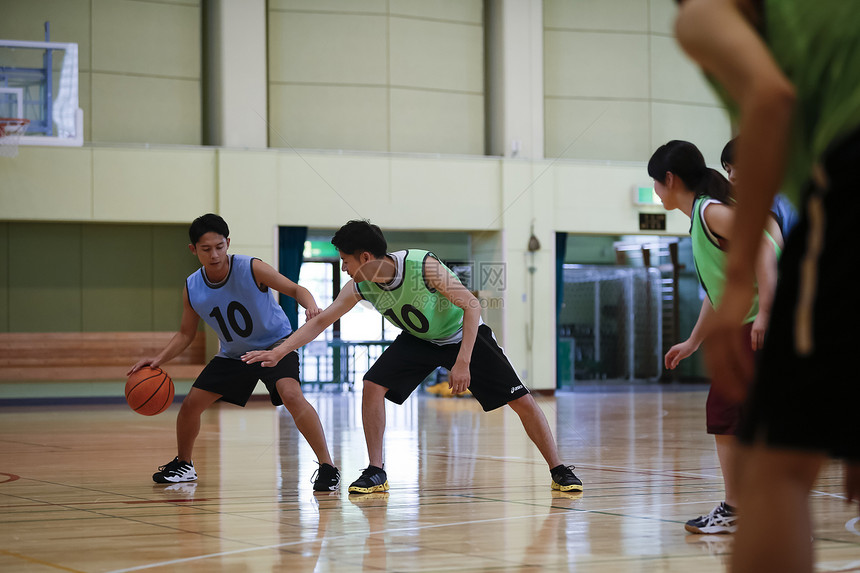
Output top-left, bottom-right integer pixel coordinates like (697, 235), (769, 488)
(348, 466), (390, 494)
(550, 464), (583, 492)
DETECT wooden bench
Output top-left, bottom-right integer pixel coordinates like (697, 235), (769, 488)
(0, 332), (207, 381)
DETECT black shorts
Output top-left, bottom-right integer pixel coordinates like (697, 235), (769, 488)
(739, 129), (860, 461)
(192, 351), (300, 407)
(364, 324), (530, 411)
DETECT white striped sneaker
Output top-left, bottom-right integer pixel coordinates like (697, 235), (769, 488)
(152, 457), (197, 484)
(685, 502), (737, 534)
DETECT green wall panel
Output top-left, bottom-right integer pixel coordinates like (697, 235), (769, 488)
(1, 222), (199, 333)
(0, 223), (8, 331)
(153, 225), (199, 331)
(81, 224), (153, 331)
(8, 223), (83, 332)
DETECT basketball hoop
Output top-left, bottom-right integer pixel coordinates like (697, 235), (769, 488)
(0, 118), (30, 157)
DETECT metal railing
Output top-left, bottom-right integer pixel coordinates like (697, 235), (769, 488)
(299, 339), (391, 391)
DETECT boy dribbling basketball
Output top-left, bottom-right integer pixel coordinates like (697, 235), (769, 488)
(129, 213), (340, 491)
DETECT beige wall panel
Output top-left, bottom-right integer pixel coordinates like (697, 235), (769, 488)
(277, 153), (391, 227)
(268, 11), (387, 85)
(544, 0), (648, 32)
(269, 84), (388, 151)
(651, 36), (720, 106)
(92, 0), (200, 78)
(544, 30), (649, 99)
(650, 0), (679, 35)
(217, 150), (279, 247)
(0, 0), (92, 68)
(389, 18), (483, 92)
(390, 89), (484, 155)
(390, 0), (482, 24)
(651, 102), (732, 166)
(388, 157), (501, 230)
(0, 147), (93, 221)
(552, 162), (689, 235)
(269, 0), (386, 14)
(92, 148), (215, 222)
(545, 99), (650, 161)
(90, 74), (201, 144)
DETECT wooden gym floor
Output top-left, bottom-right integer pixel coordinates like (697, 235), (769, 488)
(1, 386), (858, 572)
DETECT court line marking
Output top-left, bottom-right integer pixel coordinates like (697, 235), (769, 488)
(104, 488), (761, 573)
(102, 505), (645, 573)
(0, 549), (86, 572)
(847, 517), (860, 537)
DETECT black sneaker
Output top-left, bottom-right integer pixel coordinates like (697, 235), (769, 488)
(685, 502), (737, 534)
(312, 463), (340, 492)
(153, 457), (197, 484)
(550, 464), (583, 492)
(348, 466), (389, 494)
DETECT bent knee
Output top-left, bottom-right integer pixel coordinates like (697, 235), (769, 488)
(362, 379), (388, 395)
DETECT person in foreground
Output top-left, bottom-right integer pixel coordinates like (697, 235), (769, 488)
(242, 220), (582, 495)
(129, 213), (340, 492)
(649, 140), (780, 534)
(674, 0), (860, 571)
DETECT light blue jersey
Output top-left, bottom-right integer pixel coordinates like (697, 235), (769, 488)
(186, 254), (292, 359)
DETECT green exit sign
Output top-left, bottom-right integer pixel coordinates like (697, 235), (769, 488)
(303, 240), (339, 258)
(634, 185), (661, 205)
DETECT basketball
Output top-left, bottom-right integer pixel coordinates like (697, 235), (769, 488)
(125, 366), (174, 416)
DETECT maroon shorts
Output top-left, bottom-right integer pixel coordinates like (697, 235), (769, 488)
(706, 322), (756, 435)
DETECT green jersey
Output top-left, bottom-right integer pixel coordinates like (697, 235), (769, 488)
(355, 250), (465, 344)
(708, 1), (860, 205)
(691, 196), (781, 324)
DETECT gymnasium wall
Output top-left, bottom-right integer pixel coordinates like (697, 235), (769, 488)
(0, 0), (724, 389)
(543, 0), (730, 164)
(0, 0), (202, 145)
(267, 0), (484, 155)
(0, 221), (198, 332)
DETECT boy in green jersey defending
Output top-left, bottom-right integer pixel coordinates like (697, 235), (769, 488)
(242, 220), (582, 494)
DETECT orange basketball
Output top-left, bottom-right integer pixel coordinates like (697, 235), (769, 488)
(125, 366), (174, 416)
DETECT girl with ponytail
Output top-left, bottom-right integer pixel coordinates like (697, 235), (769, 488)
(647, 139), (781, 535)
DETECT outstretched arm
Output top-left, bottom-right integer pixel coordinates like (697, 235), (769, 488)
(252, 258), (322, 321)
(241, 281), (362, 367)
(128, 287), (200, 374)
(424, 256), (482, 394)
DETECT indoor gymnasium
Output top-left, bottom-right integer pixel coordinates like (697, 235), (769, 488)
(1, 1), (858, 572)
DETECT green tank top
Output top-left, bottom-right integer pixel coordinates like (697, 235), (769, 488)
(708, 1), (860, 205)
(691, 197), (781, 324)
(355, 250), (465, 344)
(766, 0), (860, 203)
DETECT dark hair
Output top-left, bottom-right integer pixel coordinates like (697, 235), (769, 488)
(189, 213), (229, 244)
(331, 220), (387, 258)
(720, 137), (736, 170)
(647, 140), (733, 204)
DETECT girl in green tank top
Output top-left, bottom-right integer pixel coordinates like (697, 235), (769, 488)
(648, 140), (780, 367)
(648, 139), (781, 537)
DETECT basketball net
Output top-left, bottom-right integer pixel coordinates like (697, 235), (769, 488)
(0, 118), (30, 157)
